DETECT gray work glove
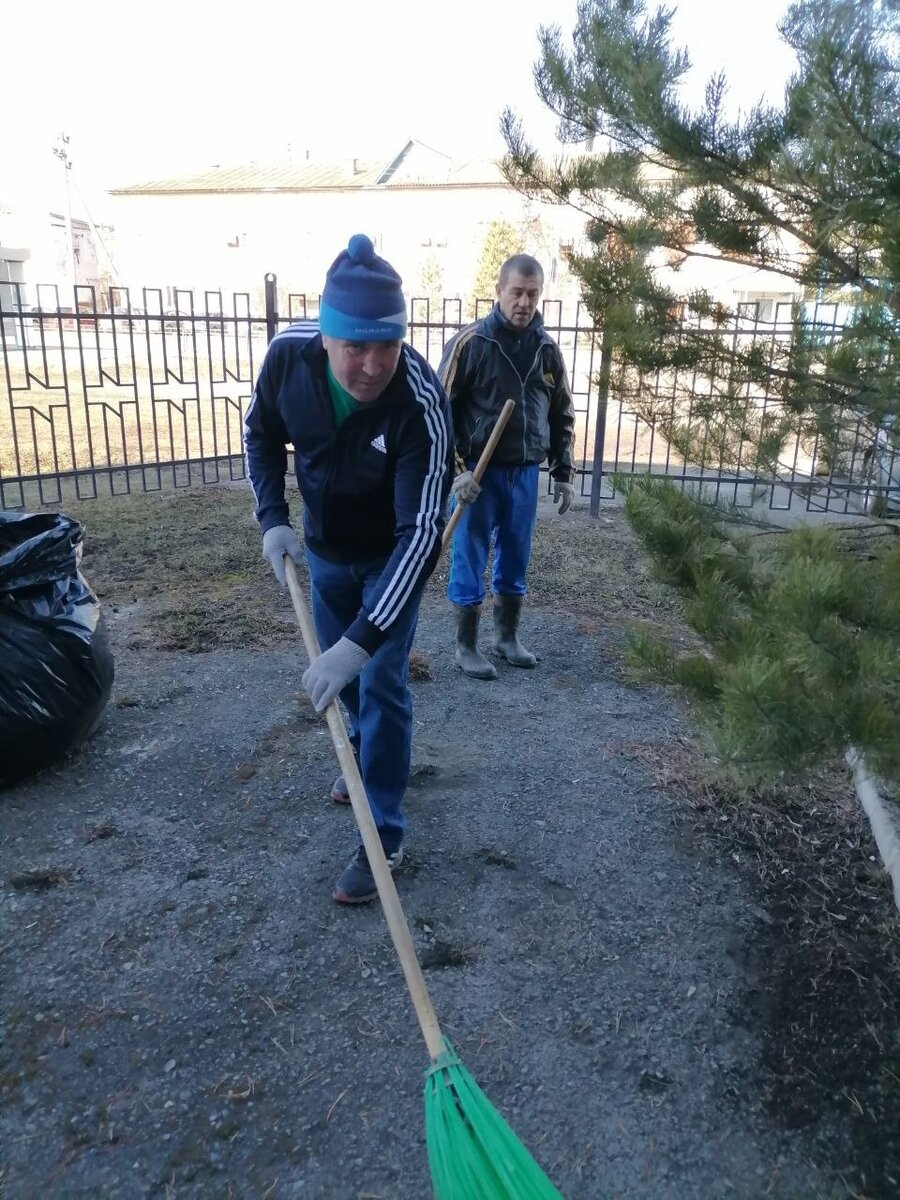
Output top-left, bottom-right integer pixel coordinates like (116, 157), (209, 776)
(451, 470), (482, 507)
(302, 637), (371, 713)
(262, 524), (304, 586)
(553, 481), (575, 515)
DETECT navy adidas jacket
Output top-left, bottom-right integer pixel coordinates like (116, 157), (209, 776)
(244, 322), (452, 654)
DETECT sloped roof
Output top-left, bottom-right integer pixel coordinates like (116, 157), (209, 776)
(110, 140), (507, 196)
(110, 160), (385, 195)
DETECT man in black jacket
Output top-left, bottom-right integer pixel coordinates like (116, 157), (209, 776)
(244, 234), (452, 903)
(438, 254), (576, 680)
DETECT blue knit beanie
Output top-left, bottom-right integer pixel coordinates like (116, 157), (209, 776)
(319, 234), (407, 341)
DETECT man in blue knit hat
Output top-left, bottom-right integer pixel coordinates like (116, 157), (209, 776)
(245, 234), (452, 904)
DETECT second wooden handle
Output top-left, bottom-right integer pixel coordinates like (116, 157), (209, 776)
(441, 398), (516, 550)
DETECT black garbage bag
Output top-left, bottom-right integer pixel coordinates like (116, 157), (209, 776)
(0, 511), (115, 785)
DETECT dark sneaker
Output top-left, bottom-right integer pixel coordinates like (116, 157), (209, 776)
(333, 845), (404, 905)
(329, 750), (360, 805)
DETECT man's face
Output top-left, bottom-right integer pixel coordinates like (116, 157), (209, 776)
(322, 337), (402, 402)
(496, 270), (543, 328)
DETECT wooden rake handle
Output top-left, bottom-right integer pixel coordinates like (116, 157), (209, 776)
(284, 556), (447, 1062)
(441, 398), (516, 551)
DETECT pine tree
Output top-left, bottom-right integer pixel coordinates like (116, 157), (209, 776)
(501, 0), (900, 507)
(619, 477), (900, 790)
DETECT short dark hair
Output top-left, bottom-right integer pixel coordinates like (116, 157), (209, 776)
(498, 254), (544, 288)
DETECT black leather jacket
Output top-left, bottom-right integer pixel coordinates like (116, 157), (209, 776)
(437, 306), (576, 482)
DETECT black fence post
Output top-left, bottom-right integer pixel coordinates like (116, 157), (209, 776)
(264, 273), (278, 344)
(589, 327), (613, 518)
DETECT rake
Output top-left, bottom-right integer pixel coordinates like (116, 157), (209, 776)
(282, 397), (562, 1197)
(285, 556), (563, 1199)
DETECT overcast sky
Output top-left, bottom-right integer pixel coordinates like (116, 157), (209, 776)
(1, 0), (797, 221)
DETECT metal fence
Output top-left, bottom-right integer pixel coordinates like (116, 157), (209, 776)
(2, 277), (898, 516)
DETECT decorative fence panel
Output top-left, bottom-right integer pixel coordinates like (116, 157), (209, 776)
(2, 279), (897, 516)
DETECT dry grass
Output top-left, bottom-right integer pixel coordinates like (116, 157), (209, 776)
(48, 485), (685, 653)
(529, 508), (686, 625)
(38, 484), (295, 652)
(407, 650), (433, 681)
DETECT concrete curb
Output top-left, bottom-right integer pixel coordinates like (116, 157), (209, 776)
(847, 747), (900, 915)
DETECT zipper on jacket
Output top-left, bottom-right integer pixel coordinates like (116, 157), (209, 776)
(487, 333), (549, 465)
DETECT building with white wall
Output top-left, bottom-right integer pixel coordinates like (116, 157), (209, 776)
(107, 140), (588, 310)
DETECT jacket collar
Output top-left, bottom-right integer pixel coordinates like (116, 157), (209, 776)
(484, 303), (547, 342)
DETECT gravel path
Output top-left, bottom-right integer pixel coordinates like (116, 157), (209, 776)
(1, 573), (861, 1199)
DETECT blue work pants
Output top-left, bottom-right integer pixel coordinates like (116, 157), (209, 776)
(447, 463), (539, 607)
(305, 549), (421, 853)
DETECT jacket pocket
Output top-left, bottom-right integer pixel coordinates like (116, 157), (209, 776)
(527, 385), (552, 460)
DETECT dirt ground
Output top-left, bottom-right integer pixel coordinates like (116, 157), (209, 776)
(2, 485), (899, 1199)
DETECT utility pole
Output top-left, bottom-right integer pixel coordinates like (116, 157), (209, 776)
(52, 132), (77, 302)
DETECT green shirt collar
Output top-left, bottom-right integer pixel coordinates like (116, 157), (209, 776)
(326, 359), (361, 427)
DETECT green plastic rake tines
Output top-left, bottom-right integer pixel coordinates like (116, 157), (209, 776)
(424, 1044), (564, 1200)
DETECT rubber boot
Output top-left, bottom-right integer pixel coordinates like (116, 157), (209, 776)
(492, 594), (538, 668)
(452, 604), (498, 680)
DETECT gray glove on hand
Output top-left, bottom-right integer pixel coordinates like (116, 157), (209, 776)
(451, 470), (482, 507)
(302, 637), (371, 713)
(553, 482), (575, 515)
(262, 525), (304, 586)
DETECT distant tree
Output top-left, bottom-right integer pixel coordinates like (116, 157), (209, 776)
(416, 255), (446, 320)
(469, 219), (523, 318)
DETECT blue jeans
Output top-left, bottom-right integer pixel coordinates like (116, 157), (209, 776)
(447, 464), (540, 607)
(305, 548), (422, 853)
